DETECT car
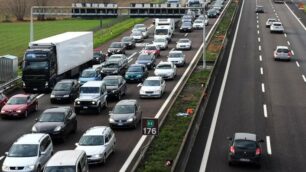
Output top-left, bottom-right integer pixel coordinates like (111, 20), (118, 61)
(75, 126), (116, 164)
(121, 36), (136, 49)
(197, 15), (209, 26)
(265, 18), (277, 28)
(125, 64), (149, 83)
(133, 24), (149, 38)
(130, 30), (144, 42)
(207, 9), (218, 18)
(108, 54), (128, 69)
(0, 92), (8, 110)
(180, 22), (193, 32)
(92, 50), (106, 64)
(138, 76), (166, 98)
(50, 79), (80, 103)
(32, 106), (77, 141)
(103, 75), (127, 100)
(108, 99), (142, 128)
(193, 19), (205, 29)
(135, 53), (156, 69)
(74, 81), (108, 114)
(78, 68), (102, 85)
(107, 42), (126, 56)
(101, 59), (127, 77)
(273, 46), (292, 61)
(270, 22), (284, 33)
(227, 132), (264, 167)
(213, 7), (222, 15)
(154, 61), (177, 79)
(2, 133), (53, 172)
(142, 44), (161, 57)
(167, 50), (186, 67)
(0, 94), (38, 118)
(255, 5), (264, 13)
(152, 38), (169, 50)
(176, 38), (192, 50)
(181, 15), (193, 23)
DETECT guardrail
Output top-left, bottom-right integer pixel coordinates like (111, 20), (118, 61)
(0, 77), (22, 93)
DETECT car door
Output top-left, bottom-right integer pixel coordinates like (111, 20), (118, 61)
(27, 95), (35, 111)
(65, 110), (73, 133)
(104, 134), (112, 156)
(40, 136), (53, 166)
(161, 79), (166, 92)
(135, 104), (141, 122)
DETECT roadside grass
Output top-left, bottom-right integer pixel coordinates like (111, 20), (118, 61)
(137, 1), (238, 171)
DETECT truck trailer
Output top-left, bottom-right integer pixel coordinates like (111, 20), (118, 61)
(22, 32), (93, 92)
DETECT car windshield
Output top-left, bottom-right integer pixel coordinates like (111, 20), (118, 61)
(273, 23), (282, 26)
(134, 24), (145, 29)
(39, 112), (65, 122)
(169, 53), (183, 58)
(138, 55), (151, 61)
(131, 32), (142, 36)
(155, 29), (169, 35)
(54, 82), (72, 91)
(122, 37), (132, 42)
(277, 48), (289, 53)
(109, 55), (122, 60)
(269, 19), (276, 22)
(93, 52), (101, 57)
(182, 23), (191, 26)
(179, 39), (190, 43)
(7, 97), (27, 105)
(80, 87), (99, 94)
(157, 64), (172, 69)
(234, 140), (257, 150)
(128, 66), (143, 72)
(104, 79), (119, 86)
(143, 80), (160, 86)
(44, 166), (76, 172)
(79, 135), (104, 146)
(113, 104), (135, 114)
(110, 43), (122, 48)
(103, 63), (119, 68)
(195, 20), (202, 23)
(145, 46), (156, 50)
(81, 70), (96, 78)
(24, 61), (49, 70)
(8, 144), (38, 157)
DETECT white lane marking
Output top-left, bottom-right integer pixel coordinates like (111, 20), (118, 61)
(302, 75), (306, 82)
(284, 33), (287, 37)
(257, 24), (259, 28)
(266, 136), (272, 155)
(260, 67), (263, 75)
(292, 50), (295, 55)
(259, 55), (262, 61)
(184, 33), (188, 37)
(128, 52), (137, 60)
(285, 3), (306, 31)
(199, 0), (245, 170)
(257, 20), (259, 24)
(287, 41), (290, 46)
(296, 61), (300, 67)
(148, 24), (154, 29)
(170, 48), (174, 51)
(0, 156), (4, 161)
(257, 30), (260, 35)
(256, 15), (258, 19)
(258, 37), (261, 42)
(273, 9), (276, 12)
(37, 94), (44, 99)
(259, 45), (261, 51)
(263, 104), (268, 118)
(261, 83), (265, 93)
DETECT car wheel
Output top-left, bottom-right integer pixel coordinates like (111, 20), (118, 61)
(36, 165), (41, 172)
(104, 101), (108, 109)
(97, 104), (102, 114)
(117, 92), (121, 100)
(75, 109), (80, 114)
(102, 154), (107, 165)
(24, 110), (28, 118)
(34, 103), (38, 112)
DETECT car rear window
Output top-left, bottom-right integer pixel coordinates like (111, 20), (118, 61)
(277, 48), (289, 53)
(234, 140), (257, 150)
(273, 23), (282, 26)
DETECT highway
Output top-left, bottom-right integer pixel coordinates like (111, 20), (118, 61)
(185, 0), (306, 171)
(0, 18), (217, 171)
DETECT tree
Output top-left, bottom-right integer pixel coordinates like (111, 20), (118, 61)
(33, 0), (48, 20)
(7, 0), (27, 21)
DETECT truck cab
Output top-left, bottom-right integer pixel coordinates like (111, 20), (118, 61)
(154, 26), (173, 42)
(74, 81), (108, 114)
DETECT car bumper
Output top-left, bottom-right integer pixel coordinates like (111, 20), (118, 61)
(0, 111), (25, 118)
(2, 169), (36, 172)
(125, 77), (143, 82)
(109, 120), (135, 128)
(155, 74), (174, 79)
(74, 105), (99, 111)
(270, 29), (284, 33)
(50, 96), (71, 103)
(179, 28), (192, 32)
(168, 61), (184, 66)
(274, 56), (291, 60)
(87, 156), (104, 164)
(229, 155), (261, 164)
(140, 93), (161, 98)
(176, 46), (191, 50)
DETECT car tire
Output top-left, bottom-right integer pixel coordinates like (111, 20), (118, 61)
(228, 161), (233, 166)
(24, 110), (28, 118)
(36, 165), (41, 172)
(34, 103), (38, 112)
(102, 154), (107, 165)
(104, 101), (108, 109)
(75, 109), (80, 114)
(97, 104), (102, 114)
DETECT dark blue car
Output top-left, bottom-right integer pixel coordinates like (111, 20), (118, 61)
(135, 53), (156, 69)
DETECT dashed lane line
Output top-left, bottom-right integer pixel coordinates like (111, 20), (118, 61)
(261, 83), (265, 93)
(184, 33), (188, 37)
(258, 37), (261, 42)
(296, 61), (300, 67)
(284, 33), (287, 37)
(287, 41), (290, 46)
(260, 67), (263, 75)
(257, 30), (260, 35)
(259, 55), (262, 61)
(266, 136), (272, 155)
(302, 75), (306, 82)
(259, 45), (261, 51)
(263, 104), (268, 118)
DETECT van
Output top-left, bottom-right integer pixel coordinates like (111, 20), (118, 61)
(154, 25), (173, 42)
(43, 150), (88, 172)
(155, 18), (175, 32)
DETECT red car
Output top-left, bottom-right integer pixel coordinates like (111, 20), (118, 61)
(142, 44), (160, 57)
(0, 92), (8, 110)
(0, 94), (38, 118)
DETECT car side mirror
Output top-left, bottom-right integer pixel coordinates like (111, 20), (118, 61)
(226, 137), (232, 141)
(75, 143), (79, 146)
(40, 151), (46, 156)
(137, 83), (142, 87)
(35, 118), (38, 122)
(5, 152), (8, 156)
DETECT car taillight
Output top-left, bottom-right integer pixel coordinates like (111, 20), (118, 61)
(256, 148), (261, 155)
(288, 51), (292, 57)
(230, 146), (235, 154)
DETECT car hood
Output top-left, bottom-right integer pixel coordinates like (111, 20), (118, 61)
(177, 43), (190, 46)
(75, 145), (106, 156)
(3, 156), (37, 167)
(141, 86), (161, 91)
(2, 104), (27, 111)
(110, 113), (134, 120)
(33, 122), (63, 132)
(155, 69), (174, 74)
(136, 60), (151, 64)
(77, 94), (100, 101)
(51, 90), (71, 96)
(106, 85), (119, 90)
(126, 72), (143, 76)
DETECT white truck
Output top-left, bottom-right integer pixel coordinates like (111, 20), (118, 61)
(154, 18), (176, 42)
(22, 32), (93, 92)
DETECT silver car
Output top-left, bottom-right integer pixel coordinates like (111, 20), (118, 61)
(152, 38), (169, 50)
(130, 31), (144, 42)
(270, 22), (284, 33)
(167, 50), (186, 66)
(265, 18), (277, 28)
(273, 46), (292, 61)
(176, 38), (192, 50)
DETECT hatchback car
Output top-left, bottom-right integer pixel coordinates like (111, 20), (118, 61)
(135, 53), (156, 69)
(154, 61), (177, 79)
(92, 50), (106, 64)
(227, 132), (264, 167)
(50, 79), (80, 103)
(130, 30), (144, 42)
(138, 76), (166, 98)
(176, 38), (192, 50)
(193, 19), (205, 29)
(0, 94), (38, 118)
(270, 22), (284, 33)
(78, 68), (102, 85)
(107, 42), (126, 56)
(132, 27), (148, 39)
(121, 36), (136, 49)
(125, 64), (149, 83)
(167, 50), (186, 67)
(142, 44), (161, 57)
(75, 126), (116, 164)
(103, 75), (127, 100)
(0, 92), (8, 110)
(32, 107), (77, 141)
(265, 18), (277, 28)
(207, 9), (218, 18)
(273, 46), (292, 61)
(180, 22), (193, 32)
(108, 99), (142, 128)
(152, 38), (169, 50)
(2, 133), (53, 172)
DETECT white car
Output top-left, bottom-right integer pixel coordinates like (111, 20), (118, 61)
(193, 19), (205, 29)
(152, 38), (169, 50)
(167, 50), (186, 66)
(130, 30), (144, 42)
(75, 126), (116, 164)
(2, 133), (53, 172)
(138, 76), (166, 98)
(266, 18), (277, 28)
(132, 24), (148, 38)
(270, 22), (284, 33)
(176, 38), (192, 50)
(154, 61), (177, 79)
(273, 46), (292, 61)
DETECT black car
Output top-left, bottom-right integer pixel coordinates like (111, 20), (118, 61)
(100, 59), (126, 77)
(135, 53), (156, 69)
(32, 107), (77, 141)
(103, 75), (127, 100)
(227, 133), (264, 167)
(121, 36), (136, 49)
(107, 42), (126, 56)
(50, 79), (80, 104)
(125, 64), (149, 83)
(180, 22), (193, 32)
(92, 50), (107, 64)
(207, 9), (218, 18)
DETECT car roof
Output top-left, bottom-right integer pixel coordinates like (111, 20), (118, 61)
(58, 79), (77, 83)
(46, 150), (85, 166)
(130, 64), (146, 67)
(15, 133), (47, 144)
(106, 58), (121, 63)
(116, 99), (137, 106)
(83, 68), (95, 72)
(276, 46), (289, 49)
(12, 94), (29, 98)
(81, 81), (104, 87)
(267, 18), (277, 21)
(272, 22), (282, 24)
(43, 106), (70, 114)
(103, 75), (122, 80)
(83, 126), (109, 136)
(146, 76), (162, 80)
(169, 50), (183, 54)
(234, 132), (256, 141)
(111, 42), (123, 44)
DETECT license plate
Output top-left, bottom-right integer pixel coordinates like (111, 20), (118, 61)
(83, 106), (88, 109)
(56, 98), (61, 100)
(240, 158), (250, 162)
(33, 88), (38, 91)
(118, 123), (123, 126)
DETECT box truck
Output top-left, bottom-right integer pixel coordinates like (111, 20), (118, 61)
(22, 32), (93, 92)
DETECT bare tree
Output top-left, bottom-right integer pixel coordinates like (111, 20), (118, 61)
(7, 0), (27, 21)
(33, 0), (48, 20)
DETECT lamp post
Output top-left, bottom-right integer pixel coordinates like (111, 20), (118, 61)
(202, 1), (206, 69)
(30, 6), (34, 42)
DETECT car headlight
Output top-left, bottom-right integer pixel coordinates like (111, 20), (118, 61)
(92, 154), (103, 158)
(127, 117), (134, 122)
(63, 95), (70, 98)
(140, 89), (145, 94)
(109, 118), (115, 123)
(45, 82), (49, 87)
(50, 94), (55, 98)
(129, 43), (132, 45)
(78, 80), (81, 83)
(154, 90), (161, 94)
(2, 165), (10, 171)
(1, 110), (5, 113)
(16, 110), (22, 113)
(76, 101), (80, 105)
(24, 165), (35, 170)
(32, 126), (37, 132)
(136, 74), (142, 78)
(112, 90), (118, 93)
(147, 63), (151, 65)
(54, 126), (62, 132)
(92, 101), (96, 105)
